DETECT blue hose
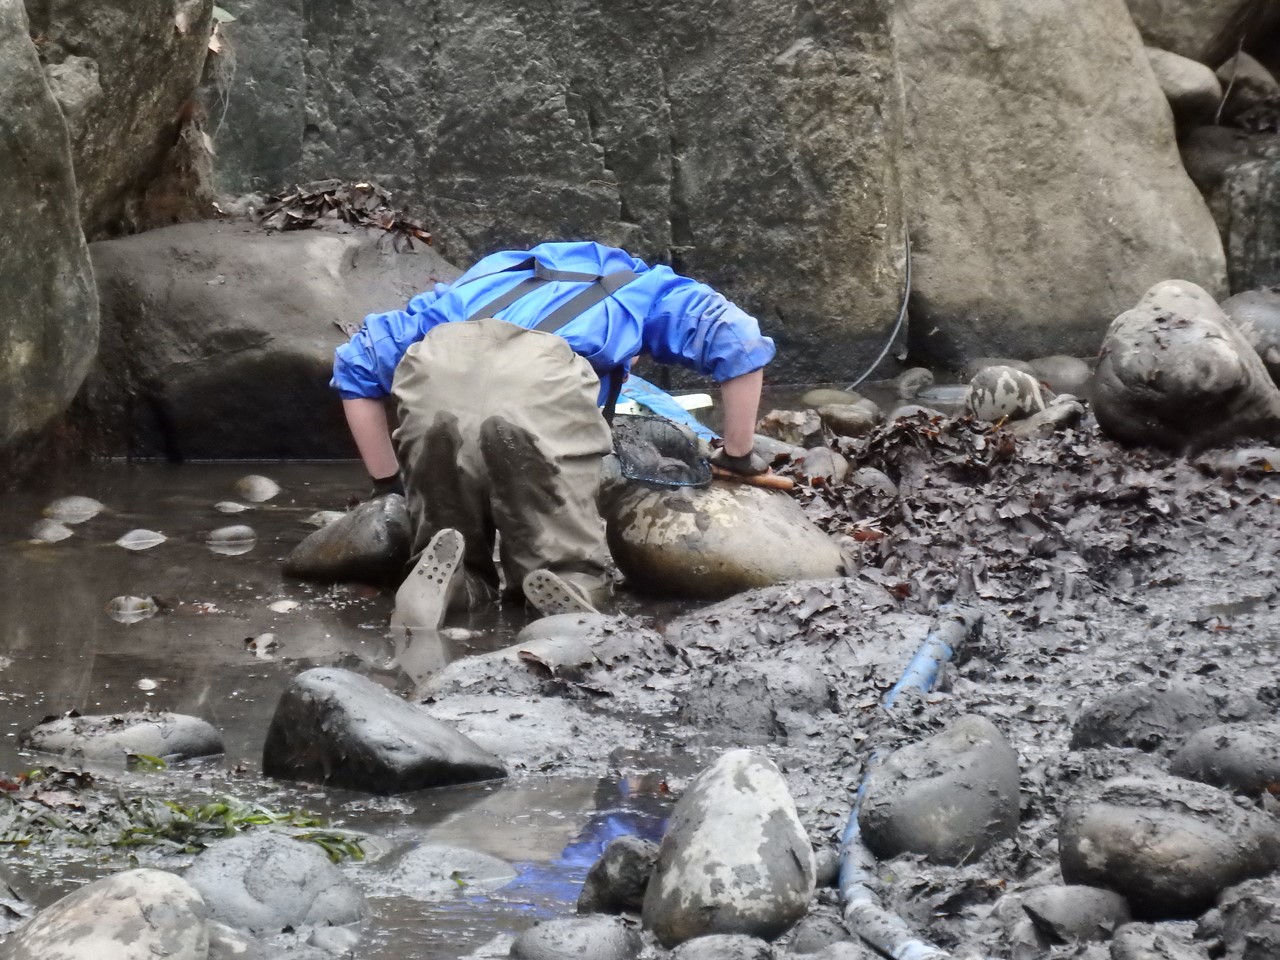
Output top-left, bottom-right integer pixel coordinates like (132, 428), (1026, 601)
(838, 607), (982, 960)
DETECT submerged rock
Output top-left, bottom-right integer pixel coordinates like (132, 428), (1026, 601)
(185, 832), (364, 935)
(233, 474), (280, 503)
(1092, 280), (1280, 452)
(1170, 720), (1280, 795)
(1059, 775), (1280, 919)
(19, 712), (223, 763)
(1070, 678), (1261, 755)
(42, 496), (104, 525)
(262, 667), (506, 793)
(510, 915), (642, 960)
(802, 388), (865, 408)
(0, 868), (208, 960)
(642, 749), (815, 947)
(1029, 355), (1092, 396)
(858, 715), (1020, 866)
(966, 365), (1047, 422)
(578, 836), (658, 915)
(283, 495), (412, 586)
(605, 483), (845, 600)
(380, 844), (515, 901)
(29, 520), (73, 544)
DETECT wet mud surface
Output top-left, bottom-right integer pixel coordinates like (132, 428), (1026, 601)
(0, 402), (1278, 957)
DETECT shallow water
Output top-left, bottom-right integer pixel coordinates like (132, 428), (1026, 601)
(0, 461), (680, 956)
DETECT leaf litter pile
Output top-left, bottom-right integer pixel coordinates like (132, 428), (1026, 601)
(255, 179), (432, 252)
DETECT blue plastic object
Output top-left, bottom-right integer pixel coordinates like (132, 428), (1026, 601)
(619, 374), (719, 443)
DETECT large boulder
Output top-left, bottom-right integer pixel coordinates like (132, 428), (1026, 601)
(605, 482), (846, 600)
(209, 0), (907, 383)
(1092, 280), (1280, 451)
(0, 0), (98, 458)
(642, 749), (815, 947)
(892, 0), (1226, 364)
(261, 667), (506, 793)
(79, 221), (459, 459)
(25, 0), (214, 238)
(0, 868), (208, 960)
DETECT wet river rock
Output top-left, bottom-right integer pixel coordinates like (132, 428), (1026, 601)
(966, 365), (1048, 422)
(0, 868), (208, 960)
(1197, 875), (1280, 960)
(510, 915), (641, 960)
(669, 934), (777, 960)
(185, 832), (364, 935)
(380, 844), (516, 901)
(1092, 280), (1280, 452)
(1170, 720), (1280, 795)
(642, 749), (816, 947)
(19, 712), (222, 763)
(1070, 678), (1262, 755)
(605, 483), (846, 600)
(262, 667), (506, 794)
(1059, 775), (1280, 919)
(996, 884), (1131, 951)
(858, 715), (1020, 866)
(283, 495), (411, 586)
(578, 835), (658, 915)
(1109, 922), (1212, 960)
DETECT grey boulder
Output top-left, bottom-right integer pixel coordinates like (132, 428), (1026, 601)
(642, 749), (815, 947)
(262, 667), (506, 793)
(283, 495), (411, 586)
(509, 915), (641, 960)
(185, 832), (363, 935)
(578, 835), (658, 915)
(19, 712), (222, 763)
(1145, 48), (1223, 125)
(0, 868), (207, 960)
(1170, 720), (1280, 795)
(1070, 678), (1261, 755)
(605, 483), (845, 600)
(966, 365), (1048, 422)
(1222, 287), (1280, 384)
(1059, 775), (1280, 919)
(1092, 281), (1280, 452)
(858, 715), (1020, 866)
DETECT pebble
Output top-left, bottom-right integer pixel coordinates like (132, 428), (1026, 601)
(106, 595), (159, 625)
(206, 525), (256, 556)
(213, 501), (251, 514)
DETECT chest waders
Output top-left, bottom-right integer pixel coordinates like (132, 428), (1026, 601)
(460, 257), (639, 422)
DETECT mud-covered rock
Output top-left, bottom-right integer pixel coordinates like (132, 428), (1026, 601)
(262, 667), (506, 793)
(1059, 775), (1280, 919)
(997, 884), (1131, 951)
(510, 915), (642, 960)
(669, 934), (776, 960)
(379, 844), (515, 901)
(1110, 922), (1211, 960)
(1008, 397), (1086, 439)
(578, 836), (658, 915)
(1170, 720), (1280, 795)
(19, 712), (223, 763)
(859, 715), (1020, 866)
(185, 832), (363, 935)
(1092, 281), (1280, 452)
(816, 405), (878, 439)
(1146, 48), (1222, 125)
(0, 868), (208, 960)
(283, 495), (411, 586)
(966, 365), (1048, 423)
(1029, 355), (1092, 396)
(795, 448), (850, 485)
(605, 482), (845, 600)
(1070, 678), (1261, 755)
(1198, 875), (1280, 960)
(847, 468), (898, 498)
(894, 368), (935, 398)
(679, 661), (834, 743)
(785, 912), (852, 954)
(757, 410), (824, 449)
(642, 749), (815, 947)
(1221, 287), (1280, 384)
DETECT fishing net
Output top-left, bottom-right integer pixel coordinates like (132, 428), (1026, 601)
(611, 415), (712, 488)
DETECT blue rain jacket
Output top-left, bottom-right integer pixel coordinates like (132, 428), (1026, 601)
(331, 241), (776, 404)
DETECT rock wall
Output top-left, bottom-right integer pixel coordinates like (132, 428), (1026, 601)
(209, 0), (908, 384)
(0, 0), (98, 455)
(893, 0), (1228, 365)
(25, 0), (215, 239)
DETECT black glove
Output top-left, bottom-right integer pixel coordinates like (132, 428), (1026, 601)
(370, 473), (405, 499)
(710, 447), (770, 476)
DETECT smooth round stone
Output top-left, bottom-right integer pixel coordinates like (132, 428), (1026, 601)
(19, 712), (223, 763)
(206, 524), (256, 556)
(1221, 286), (1280, 383)
(966, 365), (1047, 422)
(30, 519), (73, 543)
(894, 366), (934, 398)
(816, 404), (877, 438)
(796, 447), (849, 484)
(234, 474), (280, 502)
(115, 528), (166, 550)
(995, 884), (1131, 948)
(510, 915), (642, 960)
(42, 495), (104, 524)
(1008, 398), (1086, 439)
(1170, 719), (1280, 795)
(0, 868), (208, 960)
(802, 388), (865, 408)
(283, 494), (411, 586)
(380, 844), (515, 900)
(1070, 678), (1259, 755)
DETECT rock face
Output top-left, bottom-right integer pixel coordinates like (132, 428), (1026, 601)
(642, 749), (815, 947)
(510, 916), (642, 960)
(261, 667), (506, 793)
(283, 495), (411, 586)
(184, 832), (364, 934)
(892, 0), (1225, 364)
(1070, 677), (1260, 754)
(25, 0), (214, 238)
(1059, 775), (1280, 919)
(1222, 287), (1280, 383)
(1092, 280), (1280, 451)
(19, 712), (223, 763)
(0, 0), (98, 457)
(579, 836), (659, 915)
(1170, 720), (1280, 795)
(605, 482), (846, 600)
(858, 715), (1020, 866)
(80, 221), (459, 459)
(1, 868), (208, 960)
(211, 0), (906, 384)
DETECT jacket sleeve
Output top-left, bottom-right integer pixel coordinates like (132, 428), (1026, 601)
(640, 267), (776, 382)
(330, 284), (450, 399)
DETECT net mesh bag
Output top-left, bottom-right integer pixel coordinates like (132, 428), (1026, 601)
(611, 415), (712, 488)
